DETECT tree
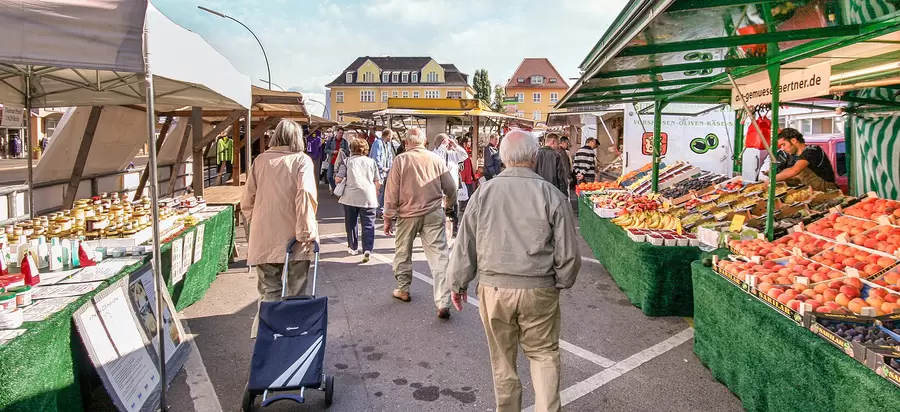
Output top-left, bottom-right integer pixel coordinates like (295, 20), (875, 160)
(491, 84), (505, 113)
(473, 69), (491, 104)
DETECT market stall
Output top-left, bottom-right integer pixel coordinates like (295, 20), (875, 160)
(0, 1), (252, 410)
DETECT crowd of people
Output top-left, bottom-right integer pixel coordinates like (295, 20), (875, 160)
(240, 119), (592, 412)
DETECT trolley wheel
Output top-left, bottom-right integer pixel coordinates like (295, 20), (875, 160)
(324, 375), (334, 406)
(242, 387), (256, 412)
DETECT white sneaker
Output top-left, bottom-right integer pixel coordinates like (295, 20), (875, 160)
(362, 251), (371, 263)
(348, 248), (358, 256)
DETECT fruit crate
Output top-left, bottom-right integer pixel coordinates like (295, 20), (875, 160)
(804, 213), (879, 242)
(808, 242), (900, 280)
(711, 255), (753, 291)
(868, 348), (900, 389)
(843, 224), (900, 257)
(843, 193), (900, 222)
(808, 315), (877, 362)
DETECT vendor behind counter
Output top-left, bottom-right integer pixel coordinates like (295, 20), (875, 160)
(769, 128), (838, 192)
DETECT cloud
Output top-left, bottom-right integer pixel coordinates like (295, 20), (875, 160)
(152, 0), (629, 109)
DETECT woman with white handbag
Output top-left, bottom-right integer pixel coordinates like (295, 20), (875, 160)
(335, 134), (381, 262)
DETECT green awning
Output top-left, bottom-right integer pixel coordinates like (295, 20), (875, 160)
(559, 0), (900, 109)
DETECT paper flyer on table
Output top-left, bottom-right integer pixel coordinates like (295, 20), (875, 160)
(0, 329), (26, 345)
(130, 271), (182, 362)
(171, 238), (184, 284)
(181, 231), (194, 275)
(32, 282), (102, 299)
(57, 258), (144, 284)
(78, 303), (157, 412)
(21, 297), (79, 322)
(192, 225), (205, 263)
(39, 268), (85, 285)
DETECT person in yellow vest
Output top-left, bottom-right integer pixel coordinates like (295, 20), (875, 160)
(216, 130), (234, 185)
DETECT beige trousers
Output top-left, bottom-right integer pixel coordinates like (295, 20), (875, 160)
(250, 261), (311, 338)
(393, 208), (451, 309)
(478, 283), (561, 412)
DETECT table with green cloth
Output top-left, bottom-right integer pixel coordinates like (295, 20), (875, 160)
(691, 261), (900, 411)
(578, 198), (700, 317)
(0, 206), (233, 412)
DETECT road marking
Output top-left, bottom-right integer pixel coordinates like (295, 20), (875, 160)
(523, 328), (695, 412)
(180, 321), (224, 412)
(319, 235), (618, 370)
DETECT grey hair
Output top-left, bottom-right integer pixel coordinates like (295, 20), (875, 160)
(431, 133), (452, 149)
(500, 130), (538, 166)
(405, 127), (427, 147)
(268, 120), (305, 152)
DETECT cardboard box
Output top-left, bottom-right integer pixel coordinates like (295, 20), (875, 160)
(868, 349), (900, 389)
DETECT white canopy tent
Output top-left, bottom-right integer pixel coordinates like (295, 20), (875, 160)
(0, 1), (251, 409)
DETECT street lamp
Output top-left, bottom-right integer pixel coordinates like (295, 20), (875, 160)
(305, 99), (327, 117)
(259, 79), (285, 91)
(198, 5), (271, 90)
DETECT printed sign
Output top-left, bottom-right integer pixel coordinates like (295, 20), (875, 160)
(0, 105), (25, 128)
(732, 62), (831, 107)
(641, 132), (668, 156)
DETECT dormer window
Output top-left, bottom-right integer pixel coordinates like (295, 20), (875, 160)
(412, 72), (418, 83)
(517, 78), (525, 83)
(402, 72), (409, 83)
(382, 72), (389, 83)
(531, 75), (544, 84)
(392, 72), (399, 83)
(427, 71), (438, 82)
(346, 72), (353, 83)
(549, 78), (558, 83)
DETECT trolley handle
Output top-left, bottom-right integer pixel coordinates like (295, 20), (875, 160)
(281, 239), (320, 299)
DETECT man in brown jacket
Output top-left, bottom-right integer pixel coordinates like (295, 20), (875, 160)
(448, 130), (580, 412)
(383, 127), (459, 319)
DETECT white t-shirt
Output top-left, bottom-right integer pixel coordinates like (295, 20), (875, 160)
(432, 144), (468, 189)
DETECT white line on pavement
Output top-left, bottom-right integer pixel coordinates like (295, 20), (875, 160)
(180, 321), (225, 412)
(318, 235), (618, 370)
(523, 328), (695, 412)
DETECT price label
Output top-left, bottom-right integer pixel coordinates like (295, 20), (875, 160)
(729, 214), (746, 232)
(877, 215), (893, 226)
(835, 233), (850, 244)
(846, 267), (861, 278)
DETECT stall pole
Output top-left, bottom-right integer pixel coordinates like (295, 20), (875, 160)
(191, 107), (204, 196)
(24, 72), (34, 217)
(732, 111), (745, 175)
(472, 116), (480, 168)
(764, 64), (781, 240)
(651, 100), (666, 193)
(844, 113), (855, 196)
(142, 32), (167, 410)
(245, 109), (252, 174)
(231, 119), (241, 186)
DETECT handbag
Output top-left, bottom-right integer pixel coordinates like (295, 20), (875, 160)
(333, 155), (348, 197)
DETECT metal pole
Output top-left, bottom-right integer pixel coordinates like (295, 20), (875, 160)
(24, 72), (34, 217)
(142, 27), (166, 410)
(198, 6), (271, 90)
(765, 64), (781, 240)
(732, 111), (745, 175)
(651, 100), (665, 193)
(245, 110), (252, 178)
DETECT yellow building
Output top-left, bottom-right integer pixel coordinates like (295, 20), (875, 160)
(504, 58), (570, 124)
(326, 56), (475, 122)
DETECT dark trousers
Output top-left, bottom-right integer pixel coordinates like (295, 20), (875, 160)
(344, 205), (376, 252)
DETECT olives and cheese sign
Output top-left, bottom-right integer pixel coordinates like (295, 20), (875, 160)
(690, 133), (720, 154)
(641, 132), (668, 156)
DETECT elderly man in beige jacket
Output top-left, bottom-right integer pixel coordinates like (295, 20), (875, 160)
(240, 120), (319, 337)
(448, 130), (580, 412)
(383, 127), (458, 319)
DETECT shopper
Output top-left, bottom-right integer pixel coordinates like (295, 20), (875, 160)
(306, 130), (324, 185)
(336, 135), (380, 262)
(447, 130), (580, 412)
(534, 133), (569, 195)
(369, 128), (394, 218)
(557, 136), (573, 190)
(383, 127), (458, 319)
(573, 137), (599, 184)
(458, 137), (477, 224)
(240, 120), (319, 338)
(431, 133), (468, 237)
(325, 127), (350, 193)
(484, 133), (501, 180)
(215, 131), (233, 185)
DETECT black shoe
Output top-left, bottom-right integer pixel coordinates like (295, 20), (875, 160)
(437, 308), (451, 319)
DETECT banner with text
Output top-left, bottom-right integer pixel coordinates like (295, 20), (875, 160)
(0, 105), (25, 128)
(731, 63), (831, 107)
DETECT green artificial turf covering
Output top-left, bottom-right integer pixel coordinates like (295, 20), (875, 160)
(579, 199), (700, 316)
(0, 207), (233, 411)
(692, 261), (900, 411)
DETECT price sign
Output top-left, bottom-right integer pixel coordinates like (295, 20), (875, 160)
(729, 214), (746, 232)
(1, 105), (25, 128)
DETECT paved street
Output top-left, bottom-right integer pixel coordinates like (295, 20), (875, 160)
(101, 187), (744, 412)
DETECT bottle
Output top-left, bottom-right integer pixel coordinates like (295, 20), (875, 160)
(49, 238), (63, 271)
(15, 235), (29, 270)
(61, 239), (71, 269)
(37, 236), (49, 269)
(71, 239), (81, 268)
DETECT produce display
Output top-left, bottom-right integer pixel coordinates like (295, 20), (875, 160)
(849, 225), (900, 255)
(727, 238), (790, 260)
(806, 213), (877, 240)
(772, 232), (834, 256)
(612, 210), (680, 230)
(844, 197), (900, 221)
(576, 181), (621, 194)
(816, 319), (900, 346)
(590, 193), (661, 213)
(659, 173), (727, 199)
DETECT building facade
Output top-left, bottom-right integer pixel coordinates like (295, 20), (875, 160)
(326, 56), (475, 122)
(504, 58), (570, 123)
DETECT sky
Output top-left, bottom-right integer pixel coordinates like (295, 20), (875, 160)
(153, 0), (629, 116)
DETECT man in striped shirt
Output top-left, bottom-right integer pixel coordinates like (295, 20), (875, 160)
(573, 138), (598, 184)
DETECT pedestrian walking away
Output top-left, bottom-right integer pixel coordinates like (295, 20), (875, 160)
(240, 119), (319, 339)
(448, 130), (581, 412)
(534, 133), (569, 195)
(336, 134), (381, 262)
(573, 137), (599, 184)
(431, 133), (468, 238)
(383, 127), (458, 319)
(369, 128), (395, 219)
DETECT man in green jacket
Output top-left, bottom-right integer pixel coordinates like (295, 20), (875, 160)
(447, 130), (581, 412)
(216, 131), (233, 184)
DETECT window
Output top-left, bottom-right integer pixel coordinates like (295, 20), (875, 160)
(426, 71), (438, 82)
(516, 111), (525, 118)
(337, 110), (344, 122)
(549, 78), (558, 83)
(425, 90), (440, 99)
(402, 72), (409, 83)
(550, 92), (559, 103)
(413, 91), (420, 98)
(392, 91), (399, 98)
(335, 91), (344, 103)
(382, 91), (389, 102)
(402, 91), (409, 98)
(382, 72), (389, 83)
(516, 93), (524, 103)
(533, 93), (541, 103)
(44, 118), (58, 137)
(533, 110), (542, 121)
(412, 72), (418, 83)
(835, 141), (847, 177)
(447, 91), (462, 99)
(360, 90), (375, 102)
(517, 78), (525, 83)
(345, 72), (353, 83)
(392, 72), (399, 83)
(363, 72), (375, 82)
(531, 75), (544, 84)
